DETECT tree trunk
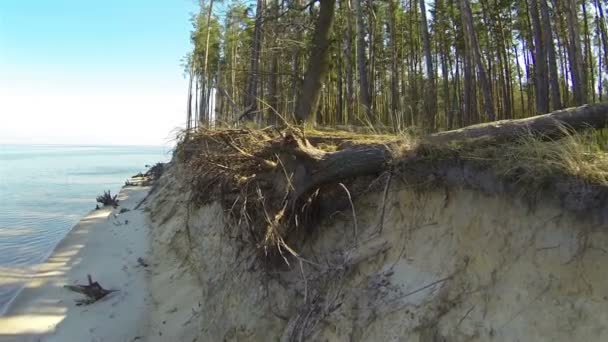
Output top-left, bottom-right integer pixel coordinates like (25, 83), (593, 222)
(354, 0), (372, 121)
(460, 0), (495, 121)
(268, 0), (280, 125)
(582, 0), (594, 102)
(367, 0), (376, 119)
(419, 0), (437, 130)
(293, 0), (337, 123)
(596, 0), (608, 75)
(283, 102), (608, 208)
(195, 77), (200, 125)
(388, 0), (400, 130)
(424, 102), (608, 144)
(344, 0), (355, 124)
(566, 0), (588, 104)
(201, 0), (215, 126)
(529, 0), (549, 113)
(186, 68), (193, 131)
(539, 0), (562, 110)
(244, 0), (264, 120)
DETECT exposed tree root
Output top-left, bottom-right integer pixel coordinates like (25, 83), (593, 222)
(64, 274), (118, 305)
(174, 104), (608, 267)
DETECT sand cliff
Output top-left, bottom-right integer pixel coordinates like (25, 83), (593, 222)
(143, 162), (608, 341)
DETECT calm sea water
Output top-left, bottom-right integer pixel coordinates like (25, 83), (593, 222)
(0, 144), (170, 314)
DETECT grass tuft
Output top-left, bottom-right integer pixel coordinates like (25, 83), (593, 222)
(462, 128), (608, 188)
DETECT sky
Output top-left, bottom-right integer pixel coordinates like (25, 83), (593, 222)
(0, 0), (199, 146)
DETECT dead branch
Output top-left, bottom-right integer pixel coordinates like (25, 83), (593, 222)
(338, 183), (358, 246)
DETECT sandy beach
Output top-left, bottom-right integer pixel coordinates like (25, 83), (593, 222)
(0, 186), (153, 342)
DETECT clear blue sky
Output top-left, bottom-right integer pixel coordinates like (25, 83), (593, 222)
(0, 0), (198, 145)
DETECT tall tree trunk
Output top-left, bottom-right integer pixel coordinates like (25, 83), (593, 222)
(354, 0), (372, 121)
(514, 43), (526, 116)
(294, 0), (337, 123)
(596, 0), (608, 75)
(460, 0), (495, 121)
(268, 0), (280, 124)
(529, 0), (549, 113)
(460, 0), (477, 124)
(202, 79), (209, 126)
(186, 68), (193, 131)
(201, 0), (215, 126)
(388, 0), (400, 131)
(195, 78), (200, 125)
(337, 50), (344, 125)
(539, 0), (562, 110)
(419, 0), (437, 130)
(244, 0), (264, 119)
(582, 0), (595, 102)
(343, 0), (355, 124)
(566, 0), (588, 104)
(367, 0), (376, 119)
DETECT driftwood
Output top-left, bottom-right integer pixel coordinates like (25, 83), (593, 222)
(64, 274), (117, 305)
(424, 102), (608, 144)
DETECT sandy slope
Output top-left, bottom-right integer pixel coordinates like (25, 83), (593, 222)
(0, 187), (152, 342)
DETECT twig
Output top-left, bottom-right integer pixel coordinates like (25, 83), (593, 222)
(222, 135), (277, 169)
(397, 275), (453, 300)
(299, 259), (308, 304)
(338, 183), (358, 246)
(456, 305), (475, 328)
(134, 191), (152, 210)
(276, 154), (295, 192)
(377, 172), (392, 234)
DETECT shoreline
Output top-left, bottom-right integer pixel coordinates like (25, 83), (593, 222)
(0, 205), (109, 317)
(0, 186), (152, 342)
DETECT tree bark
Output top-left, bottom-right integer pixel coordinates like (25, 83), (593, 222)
(354, 0), (372, 121)
(582, 0), (594, 102)
(539, 0), (562, 110)
(460, 0), (495, 121)
(529, 0), (549, 114)
(596, 0), (608, 75)
(186, 68), (194, 131)
(419, 0), (437, 130)
(566, 0), (588, 105)
(293, 0), (337, 123)
(424, 102), (608, 144)
(344, 0), (355, 124)
(201, 0), (215, 126)
(388, 0), (400, 130)
(243, 0), (264, 120)
(268, 0), (280, 125)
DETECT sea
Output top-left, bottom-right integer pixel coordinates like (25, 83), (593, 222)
(0, 144), (170, 315)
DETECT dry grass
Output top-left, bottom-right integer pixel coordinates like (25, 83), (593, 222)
(458, 128), (608, 188)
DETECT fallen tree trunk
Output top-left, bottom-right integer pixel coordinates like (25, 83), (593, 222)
(275, 135), (393, 211)
(424, 103), (608, 145)
(282, 103), (608, 208)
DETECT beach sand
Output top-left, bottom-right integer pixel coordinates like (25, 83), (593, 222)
(0, 186), (153, 342)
